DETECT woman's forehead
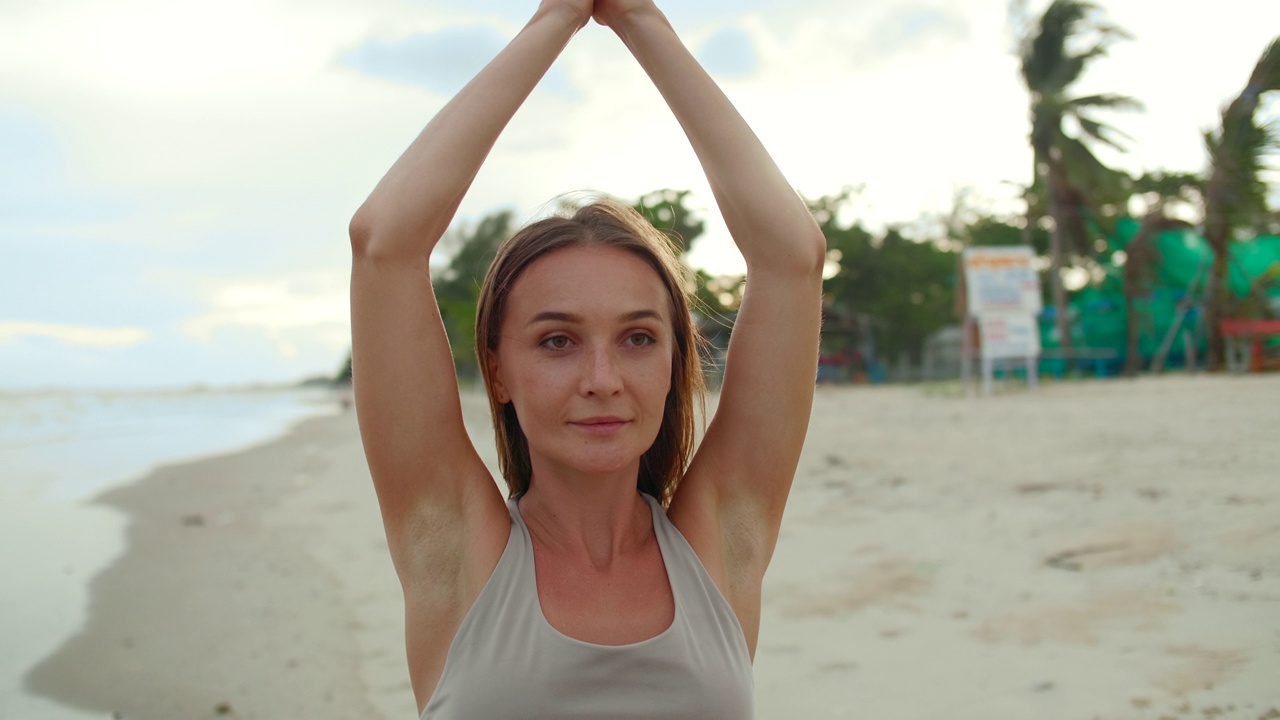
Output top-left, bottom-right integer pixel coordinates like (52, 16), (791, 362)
(505, 245), (671, 320)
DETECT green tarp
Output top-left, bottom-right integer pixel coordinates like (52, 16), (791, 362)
(1038, 218), (1280, 367)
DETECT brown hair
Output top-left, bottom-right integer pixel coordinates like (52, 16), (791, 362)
(474, 197), (705, 506)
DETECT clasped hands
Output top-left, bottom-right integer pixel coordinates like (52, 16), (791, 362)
(541, 0), (656, 30)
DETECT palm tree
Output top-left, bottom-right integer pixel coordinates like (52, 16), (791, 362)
(1018, 0), (1141, 355)
(1203, 37), (1280, 371)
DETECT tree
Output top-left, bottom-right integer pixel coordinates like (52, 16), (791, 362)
(631, 189), (705, 256)
(1203, 37), (1280, 371)
(813, 190), (958, 368)
(1017, 0), (1141, 354)
(433, 209), (516, 377)
(335, 354), (352, 383)
(630, 189), (743, 319)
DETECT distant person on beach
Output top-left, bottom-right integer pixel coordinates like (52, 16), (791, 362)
(348, 1), (824, 717)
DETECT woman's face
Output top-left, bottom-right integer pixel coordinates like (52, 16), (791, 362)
(491, 244), (674, 482)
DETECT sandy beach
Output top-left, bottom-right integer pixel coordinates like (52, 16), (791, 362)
(23, 374), (1280, 720)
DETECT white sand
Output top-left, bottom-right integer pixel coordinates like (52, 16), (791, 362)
(26, 374), (1280, 719)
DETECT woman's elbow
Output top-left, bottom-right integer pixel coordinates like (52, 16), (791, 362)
(348, 202), (410, 262)
(789, 220), (827, 277)
(804, 224), (828, 275)
(348, 202), (377, 257)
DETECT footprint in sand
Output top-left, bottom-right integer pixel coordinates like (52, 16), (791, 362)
(1043, 520), (1180, 571)
(973, 587), (1181, 646)
(782, 558), (933, 617)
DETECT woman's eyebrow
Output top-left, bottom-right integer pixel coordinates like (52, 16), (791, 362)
(621, 309), (663, 323)
(529, 310), (581, 324)
(528, 309), (663, 325)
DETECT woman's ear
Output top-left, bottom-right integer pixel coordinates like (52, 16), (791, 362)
(488, 355), (510, 404)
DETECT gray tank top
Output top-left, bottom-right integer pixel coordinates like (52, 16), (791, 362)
(421, 493), (754, 719)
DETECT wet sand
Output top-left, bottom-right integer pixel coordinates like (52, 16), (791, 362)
(25, 374), (1280, 719)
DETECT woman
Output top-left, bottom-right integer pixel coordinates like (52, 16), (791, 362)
(348, 1), (825, 717)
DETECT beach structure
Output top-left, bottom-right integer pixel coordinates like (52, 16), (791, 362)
(1042, 218), (1280, 376)
(920, 220), (1279, 386)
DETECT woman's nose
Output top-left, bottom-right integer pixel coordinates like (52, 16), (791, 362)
(580, 345), (623, 396)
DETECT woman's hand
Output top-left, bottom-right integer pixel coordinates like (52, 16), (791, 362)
(592, 0), (659, 29)
(538, 0), (594, 30)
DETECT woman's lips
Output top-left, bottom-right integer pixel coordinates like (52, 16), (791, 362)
(571, 417), (628, 434)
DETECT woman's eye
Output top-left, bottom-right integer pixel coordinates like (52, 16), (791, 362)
(626, 332), (656, 348)
(541, 335), (571, 350)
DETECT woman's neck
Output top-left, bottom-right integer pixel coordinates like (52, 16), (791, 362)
(518, 466), (652, 571)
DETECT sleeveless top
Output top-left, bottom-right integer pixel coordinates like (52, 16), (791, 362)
(421, 493), (754, 720)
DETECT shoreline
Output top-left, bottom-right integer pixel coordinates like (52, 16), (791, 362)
(1, 386), (350, 720)
(23, 410), (404, 720)
(23, 375), (1280, 719)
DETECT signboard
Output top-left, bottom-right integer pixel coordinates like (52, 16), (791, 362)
(962, 247), (1042, 316)
(977, 313), (1041, 359)
(960, 246), (1044, 394)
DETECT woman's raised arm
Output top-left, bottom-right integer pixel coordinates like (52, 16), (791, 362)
(348, 2), (589, 576)
(598, 1), (826, 641)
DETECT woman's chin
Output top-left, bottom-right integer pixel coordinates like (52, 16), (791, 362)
(542, 449), (644, 482)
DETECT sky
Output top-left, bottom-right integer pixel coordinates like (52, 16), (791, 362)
(1, 0), (1277, 390)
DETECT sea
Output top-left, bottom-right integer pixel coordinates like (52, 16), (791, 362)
(0, 385), (346, 719)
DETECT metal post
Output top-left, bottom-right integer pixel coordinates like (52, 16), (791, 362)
(961, 315), (974, 395)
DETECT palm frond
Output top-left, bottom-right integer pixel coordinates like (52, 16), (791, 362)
(1091, 21), (1135, 43)
(1073, 116), (1132, 152)
(1220, 37), (1280, 147)
(1206, 121), (1276, 223)
(1245, 36), (1280, 92)
(1072, 42), (1111, 68)
(1133, 170), (1204, 204)
(1207, 37), (1280, 229)
(1020, 0), (1134, 95)
(1065, 93), (1144, 112)
(1059, 135), (1133, 206)
(1020, 0), (1094, 91)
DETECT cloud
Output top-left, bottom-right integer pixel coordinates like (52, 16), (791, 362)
(340, 25), (576, 98)
(0, 322), (149, 348)
(868, 5), (970, 57)
(698, 26), (759, 79)
(665, 0), (783, 28)
(0, 106), (126, 228)
(0, 107), (61, 183)
(405, 0), (531, 22)
(181, 273), (350, 348)
(410, 0), (784, 29)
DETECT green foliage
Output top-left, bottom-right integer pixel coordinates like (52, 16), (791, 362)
(1203, 36), (1280, 368)
(1205, 38), (1280, 237)
(956, 214), (1050, 255)
(1018, 1), (1131, 97)
(1133, 170), (1204, 206)
(629, 189), (743, 318)
(632, 189), (706, 256)
(335, 354), (352, 383)
(433, 210), (516, 376)
(812, 190), (958, 364)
